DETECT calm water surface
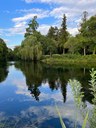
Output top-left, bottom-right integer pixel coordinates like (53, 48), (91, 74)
(0, 62), (95, 128)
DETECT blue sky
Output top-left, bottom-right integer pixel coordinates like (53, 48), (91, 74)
(0, 0), (96, 49)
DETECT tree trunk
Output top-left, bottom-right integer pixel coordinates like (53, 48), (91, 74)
(84, 47), (86, 55)
(50, 51), (52, 57)
(93, 48), (95, 55)
(63, 48), (65, 54)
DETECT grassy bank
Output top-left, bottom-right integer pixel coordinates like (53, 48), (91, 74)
(42, 54), (96, 67)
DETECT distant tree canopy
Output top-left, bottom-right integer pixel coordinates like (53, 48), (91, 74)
(65, 12), (96, 55)
(12, 12), (96, 61)
(0, 38), (8, 61)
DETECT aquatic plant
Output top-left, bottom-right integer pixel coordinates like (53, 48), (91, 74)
(56, 105), (88, 128)
(89, 68), (96, 105)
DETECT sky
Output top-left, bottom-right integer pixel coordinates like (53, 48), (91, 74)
(0, 0), (96, 49)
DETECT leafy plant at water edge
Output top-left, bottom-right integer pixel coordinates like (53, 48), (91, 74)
(55, 105), (66, 128)
(82, 112), (89, 128)
(69, 79), (84, 108)
(89, 68), (96, 105)
(56, 105), (88, 128)
(68, 79), (88, 128)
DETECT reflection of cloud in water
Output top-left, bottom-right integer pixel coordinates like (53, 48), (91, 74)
(6, 77), (83, 127)
(13, 79), (31, 97)
(12, 78), (76, 108)
(19, 105), (82, 128)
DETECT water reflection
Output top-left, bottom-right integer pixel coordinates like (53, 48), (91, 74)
(15, 62), (92, 103)
(0, 63), (8, 83)
(0, 62), (95, 128)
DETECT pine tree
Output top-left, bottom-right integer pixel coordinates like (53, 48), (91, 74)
(59, 14), (69, 54)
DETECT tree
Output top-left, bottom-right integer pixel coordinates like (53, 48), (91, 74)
(64, 37), (80, 54)
(47, 26), (59, 40)
(78, 12), (96, 55)
(24, 16), (39, 38)
(47, 26), (55, 39)
(78, 11), (89, 55)
(46, 38), (57, 56)
(19, 35), (42, 61)
(14, 46), (22, 60)
(86, 16), (96, 54)
(0, 38), (8, 61)
(7, 48), (15, 60)
(59, 14), (69, 54)
(47, 26), (59, 55)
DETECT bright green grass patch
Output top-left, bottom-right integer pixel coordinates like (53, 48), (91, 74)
(42, 54), (96, 67)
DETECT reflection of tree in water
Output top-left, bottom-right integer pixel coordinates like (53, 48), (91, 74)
(15, 62), (93, 103)
(0, 62), (8, 83)
(15, 62), (43, 101)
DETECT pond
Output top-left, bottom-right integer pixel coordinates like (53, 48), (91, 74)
(0, 62), (96, 128)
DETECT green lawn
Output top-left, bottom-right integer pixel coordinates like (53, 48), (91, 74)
(42, 54), (96, 67)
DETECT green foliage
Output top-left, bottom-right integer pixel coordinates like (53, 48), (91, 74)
(0, 63), (8, 83)
(82, 112), (89, 128)
(69, 79), (84, 107)
(89, 68), (96, 104)
(20, 35), (42, 61)
(56, 104), (89, 128)
(55, 105), (66, 128)
(69, 79), (89, 128)
(59, 14), (69, 54)
(88, 69), (96, 128)
(78, 14), (96, 55)
(0, 38), (8, 61)
(13, 13), (96, 61)
(14, 46), (22, 60)
(24, 16), (39, 37)
(42, 54), (96, 67)
(7, 48), (14, 60)
(64, 37), (80, 54)
(69, 69), (96, 128)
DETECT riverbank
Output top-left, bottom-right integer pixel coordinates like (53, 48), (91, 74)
(42, 54), (96, 67)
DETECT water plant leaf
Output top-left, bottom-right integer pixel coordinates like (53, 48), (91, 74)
(55, 105), (66, 128)
(82, 112), (89, 128)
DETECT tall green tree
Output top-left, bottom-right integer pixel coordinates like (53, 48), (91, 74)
(59, 14), (69, 54)
(47, 26), (59, 55)
(24, 16), (39, 38)
(78, 11), (89, 55)
(86, 16), (96, 54)
(47, 26), (55, 39)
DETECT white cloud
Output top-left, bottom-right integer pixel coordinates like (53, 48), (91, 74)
(38, 24), (50, 35)
(12, 9), (49, 23)
(7, 45), (16, 50)
(24, 0), (96, 7)
(8, 21), (27, 35)
(1, 0), (96, 40)
(24, 0), (73, 4)
(7, 9), (49, 36)
(68, 27), (79, 36)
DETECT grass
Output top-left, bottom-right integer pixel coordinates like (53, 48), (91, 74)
(42, 54), (96, 67)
